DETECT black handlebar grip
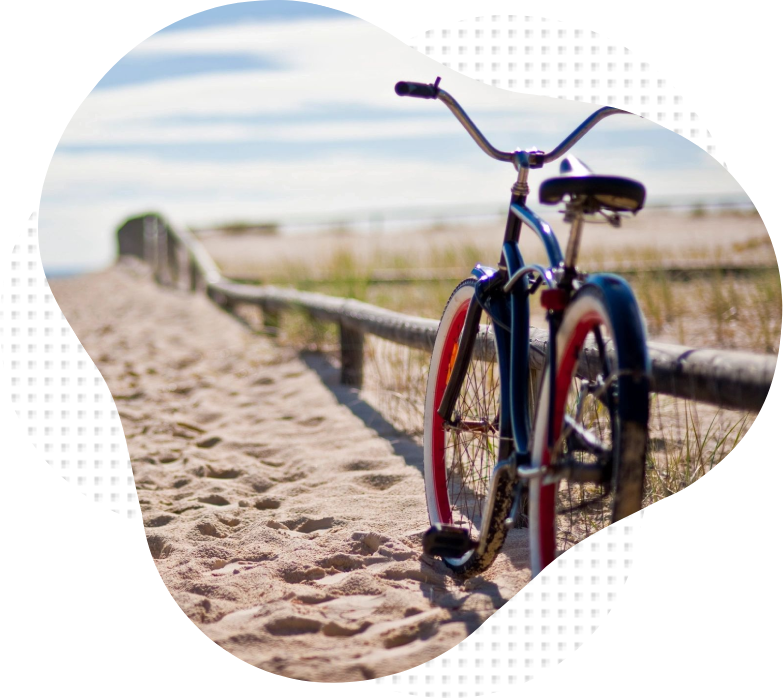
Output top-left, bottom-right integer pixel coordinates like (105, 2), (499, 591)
(395, 81), (439, 98)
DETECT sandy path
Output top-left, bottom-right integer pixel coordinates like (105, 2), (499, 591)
(50, 262), (530, 682)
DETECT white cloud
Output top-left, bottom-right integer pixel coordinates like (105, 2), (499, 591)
(60, 18), (653, 146)
(41, 14), (748, 273)
(57, 112), (569, 147)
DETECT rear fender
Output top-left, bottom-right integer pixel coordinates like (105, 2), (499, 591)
(580, 274), (650, 424)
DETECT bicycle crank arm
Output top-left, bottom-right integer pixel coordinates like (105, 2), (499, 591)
(563, 415), (611, 457)
(504, 476), (530, 529)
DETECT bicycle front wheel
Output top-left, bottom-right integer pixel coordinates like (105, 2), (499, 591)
(530, 283), (649, 575)
(423, 278), (515, 577)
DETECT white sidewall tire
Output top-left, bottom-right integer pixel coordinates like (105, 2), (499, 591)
(422, 280), (476, 524)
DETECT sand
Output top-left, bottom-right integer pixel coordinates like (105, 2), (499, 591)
(50, 261), (531, 683)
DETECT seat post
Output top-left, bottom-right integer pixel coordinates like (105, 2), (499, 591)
(563, 198), (586, 270)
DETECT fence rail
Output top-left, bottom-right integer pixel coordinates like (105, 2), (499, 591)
(228, 260), (778, 287)
(117, 214), (777, 413)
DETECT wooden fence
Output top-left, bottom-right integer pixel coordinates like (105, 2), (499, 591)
(116, 213), (777, 413)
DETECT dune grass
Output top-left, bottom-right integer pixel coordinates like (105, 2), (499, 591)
(219, 213), (777, 514)
(255, 237), (780, 354)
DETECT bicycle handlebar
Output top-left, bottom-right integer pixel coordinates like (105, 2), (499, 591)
(395, 80), (516, 163)
(541, 106), (626, 163)
(394, 81), (440, 99)
(395, 78), (631, 168)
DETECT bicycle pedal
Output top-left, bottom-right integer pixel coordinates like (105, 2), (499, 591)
(422, 524), (477, 558)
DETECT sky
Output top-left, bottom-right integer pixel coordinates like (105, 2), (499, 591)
(39, 0), (750, 273)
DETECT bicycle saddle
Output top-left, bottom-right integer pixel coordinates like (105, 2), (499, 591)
(539, 155), (646, 213)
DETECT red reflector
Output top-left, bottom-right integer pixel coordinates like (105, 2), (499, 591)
(541, 288), (569, 311)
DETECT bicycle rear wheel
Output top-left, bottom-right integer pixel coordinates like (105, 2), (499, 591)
(530, 284), (648, 574)
(423, 278), (516, 576)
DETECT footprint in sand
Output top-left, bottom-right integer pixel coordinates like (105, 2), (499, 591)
(198, 493), (230, 506)
(254, 497), (281, 510)
(146, 534), (173, 559)
(216, 514), (241, 527)
(175, 421), (206, 435)
(356, 473), (405, 491)
(294, 590), (334, 605)
(241, 445), (285, 467)
(379, 612), (441, 649)
(318, 553), (366, 571)
(291, 516), (335, 533)
(268, 469), (309, 484)
(144, 513), (176, 528)
(265, 616), (322, 636)
(240, 473), (274, 493)
(279, 564), (327, 583)
(341, 459), (387, 472)
(299, 416), (325, 428)
(322, 620), (372, 637)
(196, 521), (225, 538)
(351, 531), (387, 554)
(171, 503), (204, 515)
(205, 464), (243, 479)
(351, 532), (417, 561)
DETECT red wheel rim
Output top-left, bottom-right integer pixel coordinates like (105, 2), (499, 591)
(429, 299), (471, 524)
(538, 309), (603, 569)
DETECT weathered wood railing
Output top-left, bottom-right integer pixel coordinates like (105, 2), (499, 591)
(117, 213), (777, 413)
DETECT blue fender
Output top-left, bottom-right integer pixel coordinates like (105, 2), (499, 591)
(579, 273), (650, 424)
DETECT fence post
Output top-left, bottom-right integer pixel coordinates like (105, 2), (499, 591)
(207, 286), (234, 314)
(339, 321), (364, 387)
(189, 256), (197, 291)
(117, 217), (145, 259)
(155, 218), (171, 286)
(167, 230), (180, 288)
(143, 216), (158, 270)
(176, 243), (190, 291)
(260, 301), (280, 336)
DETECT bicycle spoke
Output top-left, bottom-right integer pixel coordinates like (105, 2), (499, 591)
(442, 314), (500, 543)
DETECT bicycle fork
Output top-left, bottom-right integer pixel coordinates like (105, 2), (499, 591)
(435, 292), (483, 423)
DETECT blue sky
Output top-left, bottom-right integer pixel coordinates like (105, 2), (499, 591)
(40, 0), (749, 272)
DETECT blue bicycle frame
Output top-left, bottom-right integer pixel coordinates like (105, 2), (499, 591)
(397, 77), (651, 575)
(455, 201), (648, 478)
(469, 205), (563, 461)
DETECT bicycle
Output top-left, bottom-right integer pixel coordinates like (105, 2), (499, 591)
(395, 78), (650, 578)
